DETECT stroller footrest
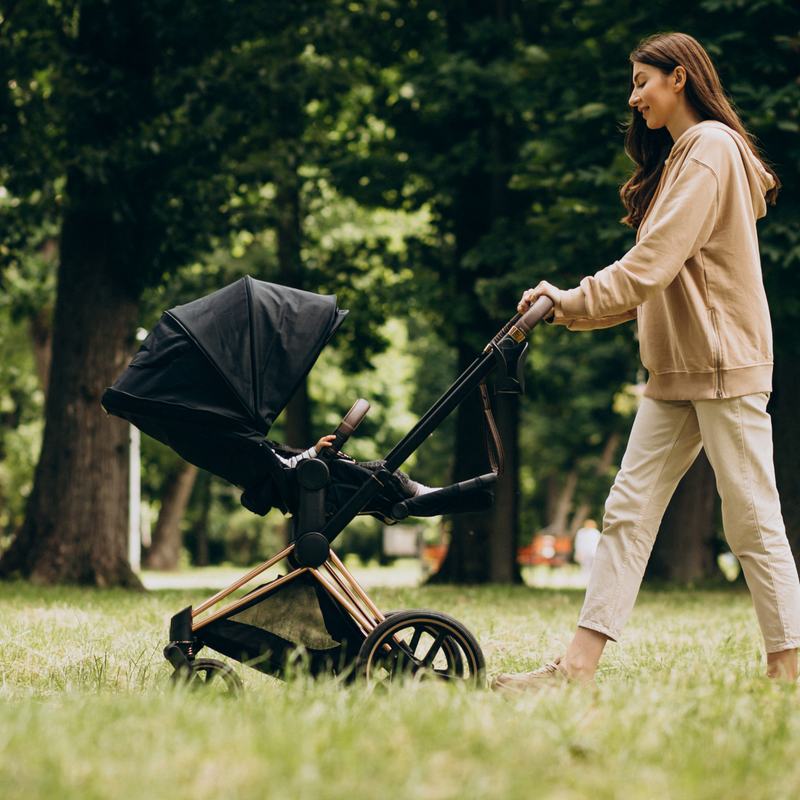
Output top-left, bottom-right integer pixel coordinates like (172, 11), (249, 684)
(391, 473), (498, 520)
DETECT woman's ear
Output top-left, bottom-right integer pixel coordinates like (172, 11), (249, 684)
(673, 65), (687, 92)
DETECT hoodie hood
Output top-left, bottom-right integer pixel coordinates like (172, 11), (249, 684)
(671, 121), (774, 219)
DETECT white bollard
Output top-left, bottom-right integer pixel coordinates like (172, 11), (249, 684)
(129, 423), (141, 573)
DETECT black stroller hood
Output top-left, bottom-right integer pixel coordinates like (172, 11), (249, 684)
(102, 277), (348, 489)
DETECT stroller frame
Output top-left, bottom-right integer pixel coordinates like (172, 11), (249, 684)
(189, 547), (380, 638)
(164, 295), (553, 693)
(102, 276), (552, 693)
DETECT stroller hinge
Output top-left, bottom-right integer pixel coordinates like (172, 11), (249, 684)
(491, 339), (528, 394)
(294, 458), (332, 568)
(369, 466), (393, 488)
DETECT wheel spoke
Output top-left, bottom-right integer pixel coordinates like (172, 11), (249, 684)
(171, 658), (244, 697)
(392, 640), (419, 675)
(201, 669), (219, 686)
(421, 630), (448, 668)
(407, 626), (424, 656)
(357, 609), (485, 689)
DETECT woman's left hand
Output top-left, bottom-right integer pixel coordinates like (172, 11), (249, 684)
(517, 281), (563, 315)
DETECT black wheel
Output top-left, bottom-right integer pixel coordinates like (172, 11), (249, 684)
(169, 658), (244, 697)
(382, 610), (465, 677)
(357, 609), (485, 689)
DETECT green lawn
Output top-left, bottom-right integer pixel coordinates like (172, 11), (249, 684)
(1, 578), (798, 800)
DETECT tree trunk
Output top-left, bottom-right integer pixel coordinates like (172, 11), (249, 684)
(433, 361), (522, 585)
(275, 165), (310, 451)
(143, 461), (198, 571)
(488, 392), (522, 583)
(771, 351), (800, 572)
(644, 448), (720, 583)
(0, 210), (143, 588)
(544, 467), (579, 536)
(27, 237), (58, 397)
(191, 471), (213, 567)
(428, 345), (495, 584)
(29, 307), (53, 398)
(274, 164), (312, 545)
(567, 431), (621, 536)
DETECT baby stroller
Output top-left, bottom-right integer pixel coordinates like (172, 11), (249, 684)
(102, 277), (552, 694)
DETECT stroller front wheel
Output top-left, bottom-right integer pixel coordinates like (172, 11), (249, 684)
(357, 609), (485, 689)
(169, 658), (244, 697)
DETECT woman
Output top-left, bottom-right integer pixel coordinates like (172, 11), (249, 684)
(493, 32), (800, 695)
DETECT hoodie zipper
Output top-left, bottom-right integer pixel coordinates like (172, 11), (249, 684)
(708, 309), (723, 398)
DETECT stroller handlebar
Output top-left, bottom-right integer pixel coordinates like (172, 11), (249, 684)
(339, 398), (371, 436)
(513, 295), (555, 339)
(322, 398), (371, 459)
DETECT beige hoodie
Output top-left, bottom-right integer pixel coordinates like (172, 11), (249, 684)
(553, 120), (776, 401)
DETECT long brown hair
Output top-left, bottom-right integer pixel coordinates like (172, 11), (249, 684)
(620, 32), (780, 229)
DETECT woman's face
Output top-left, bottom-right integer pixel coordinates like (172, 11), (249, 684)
(628, 61), (681, 131)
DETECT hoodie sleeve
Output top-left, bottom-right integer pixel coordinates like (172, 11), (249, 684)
(547, 308), (637, 330)
(560, 157), (720, 320)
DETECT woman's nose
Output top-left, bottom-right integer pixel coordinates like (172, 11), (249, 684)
(628, 88), (638, 107)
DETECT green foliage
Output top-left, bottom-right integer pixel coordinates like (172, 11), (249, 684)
(0, 0), (335, 292)
(693, 1), (800, 352)
(4, 0), (800, 569)
(519, 324), (638, 535)
(315, 1), (652, 536)
(0, 232), (55, 543)
(0, 308), (43, 541)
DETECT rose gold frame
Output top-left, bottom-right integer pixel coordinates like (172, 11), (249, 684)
(190, 543), (385, 638)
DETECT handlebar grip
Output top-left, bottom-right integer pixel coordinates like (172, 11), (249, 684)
(514, 296), (554, 339)
(338, 398), (370, 437)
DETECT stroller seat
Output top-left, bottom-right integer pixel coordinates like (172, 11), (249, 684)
(239, 437), (497, 523)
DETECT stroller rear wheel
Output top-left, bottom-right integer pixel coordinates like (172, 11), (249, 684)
(357, 609), (485, 689)
(169, 658), (244, 697)
(381, 609), (465, 676)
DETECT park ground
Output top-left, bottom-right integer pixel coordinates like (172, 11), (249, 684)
(1, 566), (799, 800)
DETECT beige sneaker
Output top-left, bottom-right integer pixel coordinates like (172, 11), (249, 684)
(491, 658), (572, 697)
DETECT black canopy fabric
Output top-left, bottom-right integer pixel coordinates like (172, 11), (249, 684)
(102, 277), (348, 490)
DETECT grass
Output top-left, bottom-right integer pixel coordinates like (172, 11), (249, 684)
(1, 577), (799, 799)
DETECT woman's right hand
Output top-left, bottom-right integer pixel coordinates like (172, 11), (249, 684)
(517, 281), (563, 314)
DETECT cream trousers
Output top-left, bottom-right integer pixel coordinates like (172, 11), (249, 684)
(580, 393), (800, 653)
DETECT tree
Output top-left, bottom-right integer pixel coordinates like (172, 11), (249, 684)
(142, 460), (198, 572)
(0, 0), (325, 585)
(328, 0), (551, 582)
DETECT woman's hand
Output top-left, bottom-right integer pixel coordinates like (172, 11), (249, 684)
(517, 281), (563, 315)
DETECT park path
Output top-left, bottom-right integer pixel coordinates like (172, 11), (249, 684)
(140, 560), (424, 591)
(140, 562), (588, 590)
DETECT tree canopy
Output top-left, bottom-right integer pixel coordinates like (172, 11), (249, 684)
(2, 0), (800, 585)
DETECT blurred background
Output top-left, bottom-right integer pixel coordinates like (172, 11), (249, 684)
(0, 0), (797, 588)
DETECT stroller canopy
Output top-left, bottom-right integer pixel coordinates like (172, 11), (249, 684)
(102, 277), (348, 489)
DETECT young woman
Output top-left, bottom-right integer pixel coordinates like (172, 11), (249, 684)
(493, 32), (800, 695)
